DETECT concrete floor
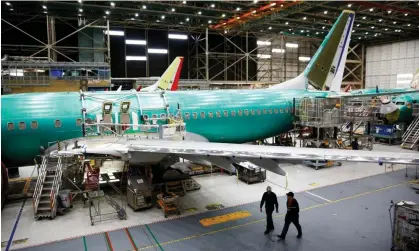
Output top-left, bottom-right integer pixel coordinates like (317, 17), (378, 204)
(1, 144), (418, 250)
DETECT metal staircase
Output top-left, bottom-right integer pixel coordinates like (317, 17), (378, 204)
(401, 116), (419, 149)
(33, 156), (63, 219)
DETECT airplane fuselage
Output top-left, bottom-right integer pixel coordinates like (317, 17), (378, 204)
(1, 89), (330, 166)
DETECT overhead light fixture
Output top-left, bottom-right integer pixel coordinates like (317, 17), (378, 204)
(135, 13), (138, 17)
(270, 3), (276, 6)
(79, 9), (83, 12)
(43, 11), (47, 14)
(285, 22), (289, 25)
(404, 13), (408, 16)
(142, 5), (146, 9)
(272, 48), (285, 53)
(322, 26), (325, 29)
(374, 34), (377, 37)
(186, 17), (190, 21)
(182, 1), (186, 4)
(130, 18), (134, 20)
(105, 10), (110, 15)
(103, 16), (106, 18)
(180, 22), (183, 24)
(198, 11), (202, 15)
(169, 34), (188, 40)
(268, 26), (272, 30)
(257, 54), (271, 59)
(385, 28), (388, 31)
(161, 15), (165, 19)
(6, 2), (10, 5)
(303, 17), (307, 20)
(156, 20), (160, 23)
(42, 5), (47, 9)
(148, 48), (168, 54)
(223, 22), (226, 25)
(236, 17), (240, 19)
(171, 8), (175, 12)
(254, 0), (258, 3)
(260, 29), (263, 32)
(236, 7), (241, 11)
(78, 0), (82, 3)
(362, 16), (366, 19)
(408, 24), (411, 27)
(210, 4), (215, 8)
(316, 32), (319, 34)
(393, 21), (396, 24)
(371, 26), (374, 29)
(126, 39), (146, 45)
(356, 24), (360, 27)
(252, 10), (256, 14)
(379, 19), (382, 22)
(324, 11), (328, 14)
(388, 10), (392, 14)
(208, 20), (212, 24)
(347, 4), (352, 7)
(300, 30), (304, 33)
(222, 14), (226, 17)
(298, 56), (311, 62)
(110, 2), (115, 7)
(369, 8), (373, 12)
(126, 56), (146, 61)
(104, 30), (124, 36)
(78, 14), (82, 17)
(352, 30), (355, 32)
(257, 40), (271, 46)
(285, 43), (298, 48)
(365, 32), (368, 34)
(281, 4), (283, 7)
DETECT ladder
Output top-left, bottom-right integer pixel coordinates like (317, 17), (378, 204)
(401, 116), (419, 149)
(33, 156), (63, 219)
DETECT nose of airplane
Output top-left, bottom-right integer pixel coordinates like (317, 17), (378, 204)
(379, 97), (398, 114)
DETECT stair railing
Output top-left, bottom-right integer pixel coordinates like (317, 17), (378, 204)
(402, 116), (419, 142)
(33, 156), (47, 214)
(49, 156), (63, 218)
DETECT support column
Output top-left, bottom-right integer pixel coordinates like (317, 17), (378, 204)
(246, 31), (248, 84)
(205, 28), (209, 81)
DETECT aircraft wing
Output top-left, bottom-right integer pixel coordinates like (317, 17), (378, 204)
(54, 137), (419, 177)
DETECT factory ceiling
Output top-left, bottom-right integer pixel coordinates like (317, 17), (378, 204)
(2, 1), (419, 45)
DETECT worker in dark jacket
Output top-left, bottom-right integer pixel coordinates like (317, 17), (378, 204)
(351, 138), (359, 150)
(278, 192), (302, 239)
(260, 186), (278, 234)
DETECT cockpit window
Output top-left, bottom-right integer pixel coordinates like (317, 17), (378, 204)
(7, 122), (14, 131)
(396, 102), (405, 105)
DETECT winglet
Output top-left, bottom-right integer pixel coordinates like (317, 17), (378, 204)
(116, 85), (122, 92)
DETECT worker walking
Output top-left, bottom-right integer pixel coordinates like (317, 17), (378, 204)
(260, 186), (278, 234)
(278, 192), (302, 240)
(351, 138), (359, 150)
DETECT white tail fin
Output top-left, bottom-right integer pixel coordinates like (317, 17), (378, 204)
(141, 56), (184, 92)
(270, 10), (355, 91)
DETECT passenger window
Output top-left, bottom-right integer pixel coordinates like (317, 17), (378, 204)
(238, 110), (243, 116)
(208, 112), (214, 118)
(244, 109), (249, 116)
(269, 109), (273, 114)
(200, 112), (205, 119)
(274, 108), (278, 114)
(85, 118), (93, 124)
(143, 114), (149, 121)
(152, 114), (157, 121)
(223, 110), (228, 117)
(161, 114), (166, 120)
(31, 121), (38, 129)
(280, 108), (283, 113)
(216, 111), (221, 118)
(251, 110), (255, 115)
(54, 120), (62, 128)
(184, 112), (190, 120)
(7, 122), (14, 131)
(193, 112), (198, 119)
(263, 109), (267, 115)
(19, 122), (26, 130)
(76, 118), (82, 126)
(231, 110), (236, 117)
(257, 109), (261, 115)
(285, 108), (289, 113)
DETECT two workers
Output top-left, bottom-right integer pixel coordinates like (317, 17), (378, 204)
(260, 186), (302, 239)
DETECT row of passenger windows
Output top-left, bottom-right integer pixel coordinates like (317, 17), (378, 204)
(7, 119), (84, 131)
(184, 107), (291, 120)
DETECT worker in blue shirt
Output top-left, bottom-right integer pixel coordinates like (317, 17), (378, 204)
(278, 192), (302, 239)
(260, 186), (279, 234)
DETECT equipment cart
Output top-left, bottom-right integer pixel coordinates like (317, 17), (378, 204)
(156, 192), (180, 218)
(234, 161), (266, 184)
(390, 200), (419, 251)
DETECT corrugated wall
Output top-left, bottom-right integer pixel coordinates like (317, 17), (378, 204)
(366, 39), (419, 89)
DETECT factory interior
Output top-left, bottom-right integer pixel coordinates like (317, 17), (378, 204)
(1, 1), (419, 251)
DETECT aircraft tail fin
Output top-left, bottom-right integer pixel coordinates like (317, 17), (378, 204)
(304, 10), (355, 91)
(411, 68), (419, 89)
(156, 56), (184, 91)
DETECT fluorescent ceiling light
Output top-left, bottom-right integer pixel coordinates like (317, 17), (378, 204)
(104, 30), (124, 36)
(148, 48), (168, 54)
(236, 17), (240, 20)
(168, 34), (188, 40)
(142, 5), (146, 9)
(222, 14), (226, 17)
(257, 40), (271, 46)
(172, 8), (175, 12)
(270, 3), (276, 6)
(78, 14), (82, 17)
(42, 5), (47, 9)
(126, 39), (146, 45)
(299, 56), (311, 62)
(78, 0), (82, 3)
(135, 13), (138, 17)
(369, 8), (373, 11)
(182, 1), (186, 4)
(236, 7), (241, 11)
(211, 4), (215, 8)
(285, 22), (289, 25)
(285, 43), (298, 48)
(268, 26), (272, 30)
(198, 11), (202, 15)
(272, 48), (285, 53)
(303, 17), (307, 20)
(126, 56), (146, 61)
(161, 15), (165, 19)
(110, 2), (115, 7)
(347, 4), (352, 7)
(186, 17), (190, 21)
(105, 10), (110, 15)
(208, 20), (212, 23)
(257, 54), (271, 59)
(324, 11), (327, 14)
(79, 9), (83, 12)
(6, 2), (11, 5)
(254, 0), (258, 3)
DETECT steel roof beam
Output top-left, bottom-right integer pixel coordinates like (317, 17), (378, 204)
(348, 1), (419, 17)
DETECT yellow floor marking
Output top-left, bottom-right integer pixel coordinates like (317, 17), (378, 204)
(129, 181), (409, 251)
(199, 211), (252, 227)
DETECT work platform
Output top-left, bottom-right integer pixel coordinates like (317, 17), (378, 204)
(4, 165), (417, 251)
